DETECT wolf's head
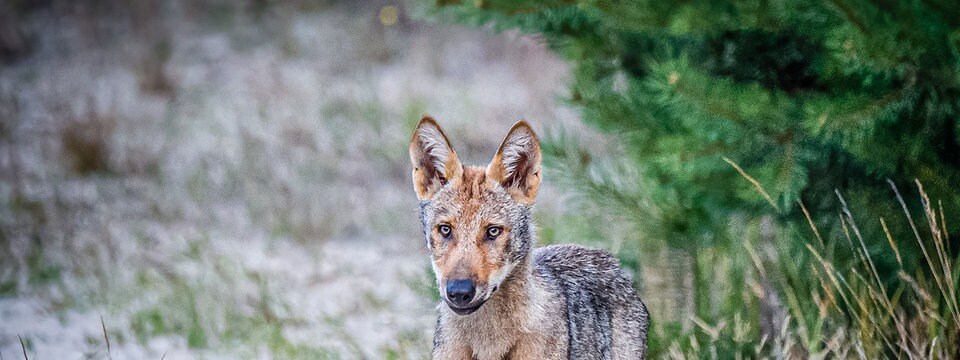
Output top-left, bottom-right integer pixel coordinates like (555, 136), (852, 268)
(409, 116), (541, 316)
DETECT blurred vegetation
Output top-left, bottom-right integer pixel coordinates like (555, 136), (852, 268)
(1, 0), (452, 357)
(420, 0), (960, 358)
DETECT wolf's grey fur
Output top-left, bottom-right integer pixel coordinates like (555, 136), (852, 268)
(411, 117), (649, 359)
(534, 244), (650, 359)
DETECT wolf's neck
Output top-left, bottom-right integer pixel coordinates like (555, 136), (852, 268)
(473, 255), (546, 331)
(498, 256), (535, 302)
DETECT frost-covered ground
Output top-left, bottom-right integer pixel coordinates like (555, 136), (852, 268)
(0, 1), (585, 358)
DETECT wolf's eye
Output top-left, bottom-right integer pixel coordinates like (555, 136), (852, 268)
(438, 224), (452, 238)
(485, 226), (502, 240)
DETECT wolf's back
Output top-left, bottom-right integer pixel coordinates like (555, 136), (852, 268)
(534, 244), (650, 359)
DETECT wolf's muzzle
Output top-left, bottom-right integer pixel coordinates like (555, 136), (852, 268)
(445, 279), (490, 315)
(446, 299), (486, 315)
(445, 279), (476, 307)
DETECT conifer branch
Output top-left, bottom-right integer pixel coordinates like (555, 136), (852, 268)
(826, 0), (867, 33)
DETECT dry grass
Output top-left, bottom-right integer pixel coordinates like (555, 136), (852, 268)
(805, 180), (959, 358)
(754, 182), (956, 359)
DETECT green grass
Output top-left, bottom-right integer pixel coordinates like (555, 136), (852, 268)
(125, 268), (342, 357)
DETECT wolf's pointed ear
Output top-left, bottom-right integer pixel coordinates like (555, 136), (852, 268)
(409, 115), (463, 200)
(487, 121), (542, 205)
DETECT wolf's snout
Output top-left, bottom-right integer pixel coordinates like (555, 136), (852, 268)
(445, 279), (476, 307)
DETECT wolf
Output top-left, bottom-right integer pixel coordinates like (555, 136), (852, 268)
(409, 115), (649, 359)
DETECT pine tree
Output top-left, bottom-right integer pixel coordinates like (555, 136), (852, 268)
(419, 0), (960, 356)
(419, 0), (959, 264)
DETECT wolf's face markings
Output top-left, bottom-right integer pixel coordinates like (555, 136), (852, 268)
(410, 116), (541, 315)
(426, 167), (519, 314)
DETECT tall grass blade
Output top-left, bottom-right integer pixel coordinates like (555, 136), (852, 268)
(880, 218), (903, 268)
(18, 335), (28, 360)
(835, 191), (902, 333)
(799, 201), (825, 249)
(101, 315), (113, 360)
(889, 180), (959, 327)
(723, 157), (780, 212)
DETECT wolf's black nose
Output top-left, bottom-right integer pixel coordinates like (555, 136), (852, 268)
(446, 279), (475, 307)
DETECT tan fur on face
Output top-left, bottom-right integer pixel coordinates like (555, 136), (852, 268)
(431, 166), (514, 292)
(411, 118), (542, 300)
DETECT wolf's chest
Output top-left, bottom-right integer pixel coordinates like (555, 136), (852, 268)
(443, 296), (567, 359)
(458, 323), (562, 360)
(450, 310), (523, 359)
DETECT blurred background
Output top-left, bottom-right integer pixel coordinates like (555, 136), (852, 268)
(1, 0), (958, 359)
(0, 0), (592, 358)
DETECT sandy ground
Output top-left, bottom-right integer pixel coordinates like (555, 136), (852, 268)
(0, 1), (586, 358)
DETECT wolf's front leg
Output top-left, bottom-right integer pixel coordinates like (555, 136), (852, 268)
(433, 317), (473, 360)
(433, 344), (473, 360)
